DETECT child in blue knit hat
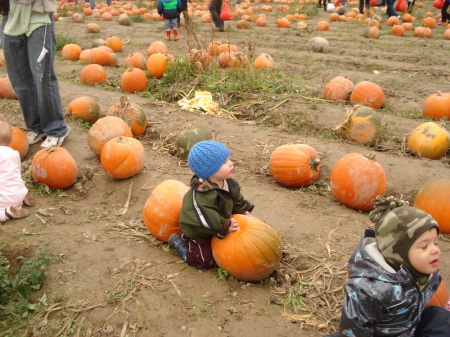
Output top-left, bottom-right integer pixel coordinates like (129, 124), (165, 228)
(168, 140), (254, 269)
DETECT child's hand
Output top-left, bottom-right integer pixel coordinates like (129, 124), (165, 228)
(244, 211), (255, 218)
(228, 218), (239, 233)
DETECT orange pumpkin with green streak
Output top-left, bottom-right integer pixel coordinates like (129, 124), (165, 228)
(211, 214), (282, 282)
(335, 105), (382, 146)
(106, 96), (147, 136)
(407, 122), (450, 160)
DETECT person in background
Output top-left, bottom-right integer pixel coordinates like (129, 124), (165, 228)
(359, 0), (370, 15)
(439, 0), (450, 25)
(169, 141), (254, 269)
(325, 195), (450, 337)
(0, 121), (36, 223)
(158, 0), (182, 41)
(386, 0), (400, 17)
(0, 0), (71, 149)
(209, 0), (224, 31)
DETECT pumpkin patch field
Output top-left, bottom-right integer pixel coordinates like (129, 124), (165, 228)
(1, 0), (450, 335)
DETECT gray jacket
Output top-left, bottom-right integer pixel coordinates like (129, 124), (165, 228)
(338, 229), (441, 337)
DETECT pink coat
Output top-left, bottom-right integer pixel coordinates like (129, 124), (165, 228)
(0, 146), (28, 209)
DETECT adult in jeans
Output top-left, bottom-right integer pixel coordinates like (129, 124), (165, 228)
(0, 0), (70, 148)
(386, 0), (399, 17)
(439, 0), (450, 25)
(359, 0), (370, 14)
(209, 0), (224, 31)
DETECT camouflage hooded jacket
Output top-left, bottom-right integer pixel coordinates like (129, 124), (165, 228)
(338, 229), (441, 337)
(179, 176), (254, 239)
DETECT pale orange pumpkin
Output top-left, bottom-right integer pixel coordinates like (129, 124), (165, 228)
(142, 180), (189, 242)
(81, 64), (107, 85)
(31, 147), (78, 189)
(322, 76), (354, 102)
(147, 41), (168, 56)
(61, 44), (82, 61)
(330, 152), (386, 211)
(124, 52), (147, 70)
(87, 116), (133, 156)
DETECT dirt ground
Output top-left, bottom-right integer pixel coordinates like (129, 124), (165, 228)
(1, 1), (450, 336)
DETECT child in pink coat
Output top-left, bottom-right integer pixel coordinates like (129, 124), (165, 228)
(0, 121), (35, 222)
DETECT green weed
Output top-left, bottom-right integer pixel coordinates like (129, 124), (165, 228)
(0, 251), (53, 332)
(284, 281), (310, 314)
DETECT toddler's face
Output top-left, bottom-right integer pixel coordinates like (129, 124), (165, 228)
(408, 227), (440, 275)
(211, 157), (234, 181)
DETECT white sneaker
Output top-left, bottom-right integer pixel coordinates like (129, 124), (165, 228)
(40, 127), (71, 148)
(27, 131), (46, 145)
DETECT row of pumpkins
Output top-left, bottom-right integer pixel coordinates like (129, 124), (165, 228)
(61, 37), (275, 94)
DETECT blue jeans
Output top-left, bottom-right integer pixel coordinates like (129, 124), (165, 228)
(386, 0), (398, 17)
(1, 15), (68, 137)
(90, 0), (95, 10)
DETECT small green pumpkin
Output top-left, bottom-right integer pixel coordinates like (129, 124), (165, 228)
(176, 128), (211, 160)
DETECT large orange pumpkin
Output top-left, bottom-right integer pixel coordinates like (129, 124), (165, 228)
(350, 81), (385, 109)
(9, 126), (29, 159)
(414, 179), (450, 234)
(101, 136), (145, 179)
(211, 214), (283, 282)
(427, 281), (450, 309)
(106, 96), (147, 136)
(330, 152), (386, 211)
(322, 76), (354, 102)
(87, 116), (133, 156)
(142, 180), (189, 242)
(422, 91), (450, 119)
(335, 105), (382, 146)
(269, 144), (321, 187)
(407, 122), (450, 160)
(67, 96), (101, 124)
(31, 147), (78, 189)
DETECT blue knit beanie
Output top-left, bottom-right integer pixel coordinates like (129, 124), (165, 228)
(187, 140), (230, 179)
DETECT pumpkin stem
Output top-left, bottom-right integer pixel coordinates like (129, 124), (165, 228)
(365, 151), (377, 161)
(310, 157), (321, 171)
